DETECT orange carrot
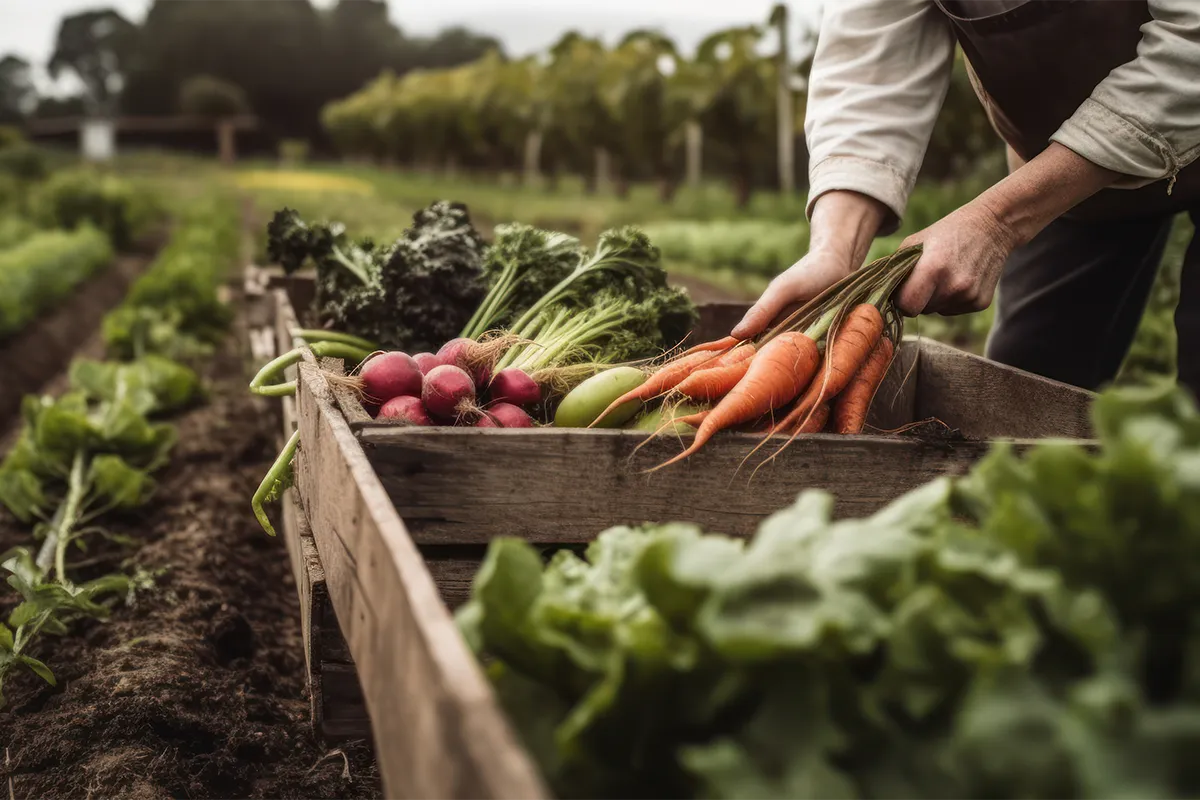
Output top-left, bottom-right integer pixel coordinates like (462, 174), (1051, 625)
(832, 337), (894, 434)
(769, 303), (885, 436)
(650, 331), (819, 470)
(674, 344), (757, 401)
(589, 349), (724, 427)
(794, 403), (830, 434)
(678, 335), (740, 358)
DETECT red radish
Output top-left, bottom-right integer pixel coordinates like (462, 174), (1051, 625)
(377, 395), (432, 426)
(361, 352), (422, 403)
(487, 402), (535, 428)
(422, 365), (476, 421)
(413, 352), (442, 375)
(474, 413), (501, 428)
(438, 337), (491, 386)
(489, 368), (540, 407)
(437, 338), (475, 369)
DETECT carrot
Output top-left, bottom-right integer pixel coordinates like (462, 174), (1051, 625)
(768, 303), (885, 436)
(650, 331), (819, 470)
(589, 349), (724, 427)
(794, 403), (830, 434)
(674, 344), (757, 402)
(832, 337), (894, 434)
(678, 335), (740, 358)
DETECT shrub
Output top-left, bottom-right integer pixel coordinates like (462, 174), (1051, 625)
(30, 170), (158, 250)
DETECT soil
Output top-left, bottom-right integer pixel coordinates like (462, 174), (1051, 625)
(0, 286), (382, 799)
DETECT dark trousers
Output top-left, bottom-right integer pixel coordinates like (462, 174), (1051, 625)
(985, 209), (1200, 397)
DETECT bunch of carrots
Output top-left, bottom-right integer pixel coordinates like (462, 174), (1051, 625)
(589, 245), (922, 469)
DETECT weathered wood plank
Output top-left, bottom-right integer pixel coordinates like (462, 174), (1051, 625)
(295, 362), (550, 800)
(914, 337), (1096, 440)
(357, 426), (1012, 545)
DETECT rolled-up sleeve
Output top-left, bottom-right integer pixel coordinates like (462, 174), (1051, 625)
(805, 0), (955, 234)
(1052, 0), (1200, 190)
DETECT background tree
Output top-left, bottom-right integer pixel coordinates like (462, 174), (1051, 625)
(0, 56), (35, 124)
(48, 8), (137, 115)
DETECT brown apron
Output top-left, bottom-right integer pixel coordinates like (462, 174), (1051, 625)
(935, 0), (1200, 220)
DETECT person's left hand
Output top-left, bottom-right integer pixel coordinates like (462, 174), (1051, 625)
(894, 199), (1019, 317)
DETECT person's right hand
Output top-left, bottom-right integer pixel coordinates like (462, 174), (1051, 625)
(731, 190), (890, 340)
(730, 249), (857, 339)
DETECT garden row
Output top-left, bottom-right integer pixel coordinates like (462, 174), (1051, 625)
(0, 188), (241, 704)
(0, 130), (164, 342)
(240, 199), (1200, 800)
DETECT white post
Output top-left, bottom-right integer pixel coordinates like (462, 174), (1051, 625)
(774, 3), (795, 194)
(685, 120), (703, 187)
(523, 130), (543, 187)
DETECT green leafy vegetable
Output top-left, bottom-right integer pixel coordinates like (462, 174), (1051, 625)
(266, 201), (488, 352)
(460, 381), (1200, 799)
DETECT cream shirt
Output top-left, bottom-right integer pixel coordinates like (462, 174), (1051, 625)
(804, 0), (1200, 234)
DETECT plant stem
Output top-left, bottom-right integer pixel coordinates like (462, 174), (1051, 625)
(290, 329), (379, 351)
(252, 430), (300, 537)
(35, 450), (87, 586)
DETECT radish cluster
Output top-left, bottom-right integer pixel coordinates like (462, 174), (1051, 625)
(359, 340), (539, 429)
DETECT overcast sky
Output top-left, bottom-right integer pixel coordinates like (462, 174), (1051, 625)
(3, 0), (823, 93)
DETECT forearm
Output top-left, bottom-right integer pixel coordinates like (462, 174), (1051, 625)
(977, 143), (1120, 247)
(809, 190), (889, 266)
(805, 0), (955, 234)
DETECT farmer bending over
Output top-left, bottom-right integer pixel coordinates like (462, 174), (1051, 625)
(734, 0), (1200, 395)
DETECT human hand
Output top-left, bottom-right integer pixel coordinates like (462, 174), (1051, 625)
(730, 249), (858, 339)
(731, 190), (889, 339)
(892, 199), (1019, 317)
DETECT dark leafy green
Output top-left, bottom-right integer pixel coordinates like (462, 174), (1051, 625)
(267, 201), (488, 352)
(459, 379), (1200, 799)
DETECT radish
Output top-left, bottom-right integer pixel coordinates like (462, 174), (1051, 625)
(487, 402), (535, 428)
(377, 395), (432, 426)
(489, 368), (540, 407)
(437, 338), (475, 370)
(412, 352), (442, 375)
(438, 337), (494, 387)
(361, 352), (422, 403)
(473, 413), (501, 428)
(422, 365), (476, 421)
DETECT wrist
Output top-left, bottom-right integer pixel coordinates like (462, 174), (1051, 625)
(809, 190), (888, 266)
(980, 142), (1118, 247)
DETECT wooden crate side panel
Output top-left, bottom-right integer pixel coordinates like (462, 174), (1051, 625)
(913, 338), (1096, 440)
(359, 426), (997, 544)
(295, 363), (549, 800)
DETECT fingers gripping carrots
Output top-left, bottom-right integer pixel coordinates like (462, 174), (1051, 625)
(832, 337), (895, 434)
(625, 244), (921, 470)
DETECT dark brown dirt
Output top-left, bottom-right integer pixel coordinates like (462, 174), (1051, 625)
(0, 291), (381, 799)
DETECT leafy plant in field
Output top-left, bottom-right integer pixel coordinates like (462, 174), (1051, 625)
(0, 226), (113, 340)
(104, 192), (240, 360)
(0, 356), (200, 702)
(0, 187), (236, 705)
(30, 169), (161, 251)
(460, 379), (1200, 799)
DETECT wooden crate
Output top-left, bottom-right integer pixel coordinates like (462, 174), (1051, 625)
(282, 304), (1095, 796)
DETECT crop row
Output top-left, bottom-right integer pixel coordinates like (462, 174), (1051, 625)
(0, 187), (241, 704)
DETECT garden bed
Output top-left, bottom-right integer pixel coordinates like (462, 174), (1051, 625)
(0, 250), (152, 427)
(262, 275), (1097, 798)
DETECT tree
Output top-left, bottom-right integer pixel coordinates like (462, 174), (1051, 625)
(122, 0), (325, 140)
(323, 0), (407, 100)
(179, 75), (250, 119)
(48, 9), (138, 115)
(0, 56), (35, 123)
